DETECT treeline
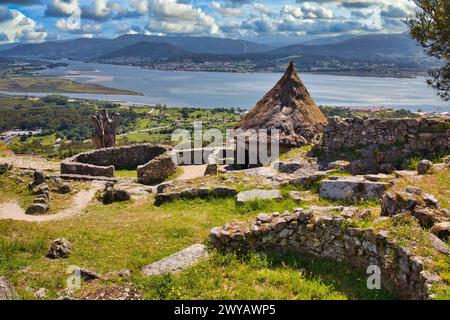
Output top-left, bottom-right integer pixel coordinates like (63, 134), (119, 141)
(0, 95), (139, 141)
(320, 106), (418, 118)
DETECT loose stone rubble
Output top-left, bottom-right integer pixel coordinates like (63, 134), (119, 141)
(98, 182), (131, 204)
(210, 209), (445, 299)
(47, 238), (72, 259)
(50, 177), (72, 194)
(26, 172), (52, 214)
(80, 285), (143, 300)
(381, 187), (450, 239)
(142, 244), (209, 276)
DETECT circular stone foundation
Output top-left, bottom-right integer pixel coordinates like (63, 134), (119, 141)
(60, 143), (177, 184)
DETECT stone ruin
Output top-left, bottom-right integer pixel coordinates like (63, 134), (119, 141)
(210, 209), (446, 300)
(315, 116), (450, 174)
(61, 143), (176, 184)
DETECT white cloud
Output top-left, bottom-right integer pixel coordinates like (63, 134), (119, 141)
(253, 3), (272, 15)
(45, 0), (81, 17)
(210, 1), (242, 17)
(0, 7), (47, 43)
(82, 0), (111, 21)
(280, 5), (304, 19)
(147, 0), (220, 35)
(129, 0), (149, 15)
(56, 18), (102, 34)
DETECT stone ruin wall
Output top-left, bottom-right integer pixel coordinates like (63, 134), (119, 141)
(73, 144), (168, 169)
(211, 210), (441, 300)
(61, 144), (176, 183)
(316, 117), (450, 173)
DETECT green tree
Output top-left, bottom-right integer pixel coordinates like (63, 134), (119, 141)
(407, 0), (450, 100)
(181, 108), (190, 120)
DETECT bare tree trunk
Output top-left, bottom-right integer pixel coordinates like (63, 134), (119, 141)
(90, 110), (120, 149)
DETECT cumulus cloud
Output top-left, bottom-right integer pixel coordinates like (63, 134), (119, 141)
(210, 1), (242, 17)
(56, 18), (101, 33)
(81, 0), (111, 21)
(45, 0), (80, 17)
(253, 3), (271, 15)
(129, 0), (148, 15)
(146, 0), (220, 36)
(0, 6), (46, 43)
(380, 4), (408, 18)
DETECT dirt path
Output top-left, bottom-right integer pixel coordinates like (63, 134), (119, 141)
(177, 165), (207, 180)
(0, 181), (102, 222)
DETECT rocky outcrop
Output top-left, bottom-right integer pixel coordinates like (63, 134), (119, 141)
(277, 171), (328, 187)
(417, 160), (433, 175)
(236, 189), (282, 204)
(431, 222), (450, 240)
(210, 210), (444, 300)
(47, 238), (72, 259)
(319, 175), (391, 202)
(0, 162), (12, 174)
(154, 185), (238, 206)
(316, 117), (450, 174)
(142, 244), (209, 276)
(0, 277), (17, 300)
(273, 160), (313, 174)
(289, 191), (319, 203)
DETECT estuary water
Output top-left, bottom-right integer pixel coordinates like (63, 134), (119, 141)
(6, 60), (449, 112)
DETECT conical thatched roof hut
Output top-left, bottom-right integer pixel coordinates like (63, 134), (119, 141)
(235, 62), (327, 147)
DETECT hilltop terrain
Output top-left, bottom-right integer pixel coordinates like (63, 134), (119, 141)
(0, 33), (434, 77)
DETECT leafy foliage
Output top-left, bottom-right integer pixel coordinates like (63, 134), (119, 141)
(407, 0), (450, 100)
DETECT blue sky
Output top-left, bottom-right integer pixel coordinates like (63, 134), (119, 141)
(0, 0), (418, 44)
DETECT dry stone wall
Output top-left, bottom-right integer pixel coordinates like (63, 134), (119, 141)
(210, 209), (442, 299)
(61, 144), (176, 182)
(316, 117), (450, 173)
(70, 144), (168, 169)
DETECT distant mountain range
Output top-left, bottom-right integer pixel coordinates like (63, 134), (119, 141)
(0, 33), (433, 77)
(266, 33), (425, 60)
(0, 34), (270, 59)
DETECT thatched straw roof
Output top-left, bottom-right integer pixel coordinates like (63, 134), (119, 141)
(235, 62), (327, 147)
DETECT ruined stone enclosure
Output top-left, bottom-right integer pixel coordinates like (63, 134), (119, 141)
(61, 143), (176, 184)
(315, 117), (450, 174)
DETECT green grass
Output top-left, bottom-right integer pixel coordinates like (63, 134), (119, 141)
(115, 169), (137, 179)
(132, 251), (393, 300)
(0, 189), (392, 300)
(1, 164), (449, 300)
(405, 157), (421, 171)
